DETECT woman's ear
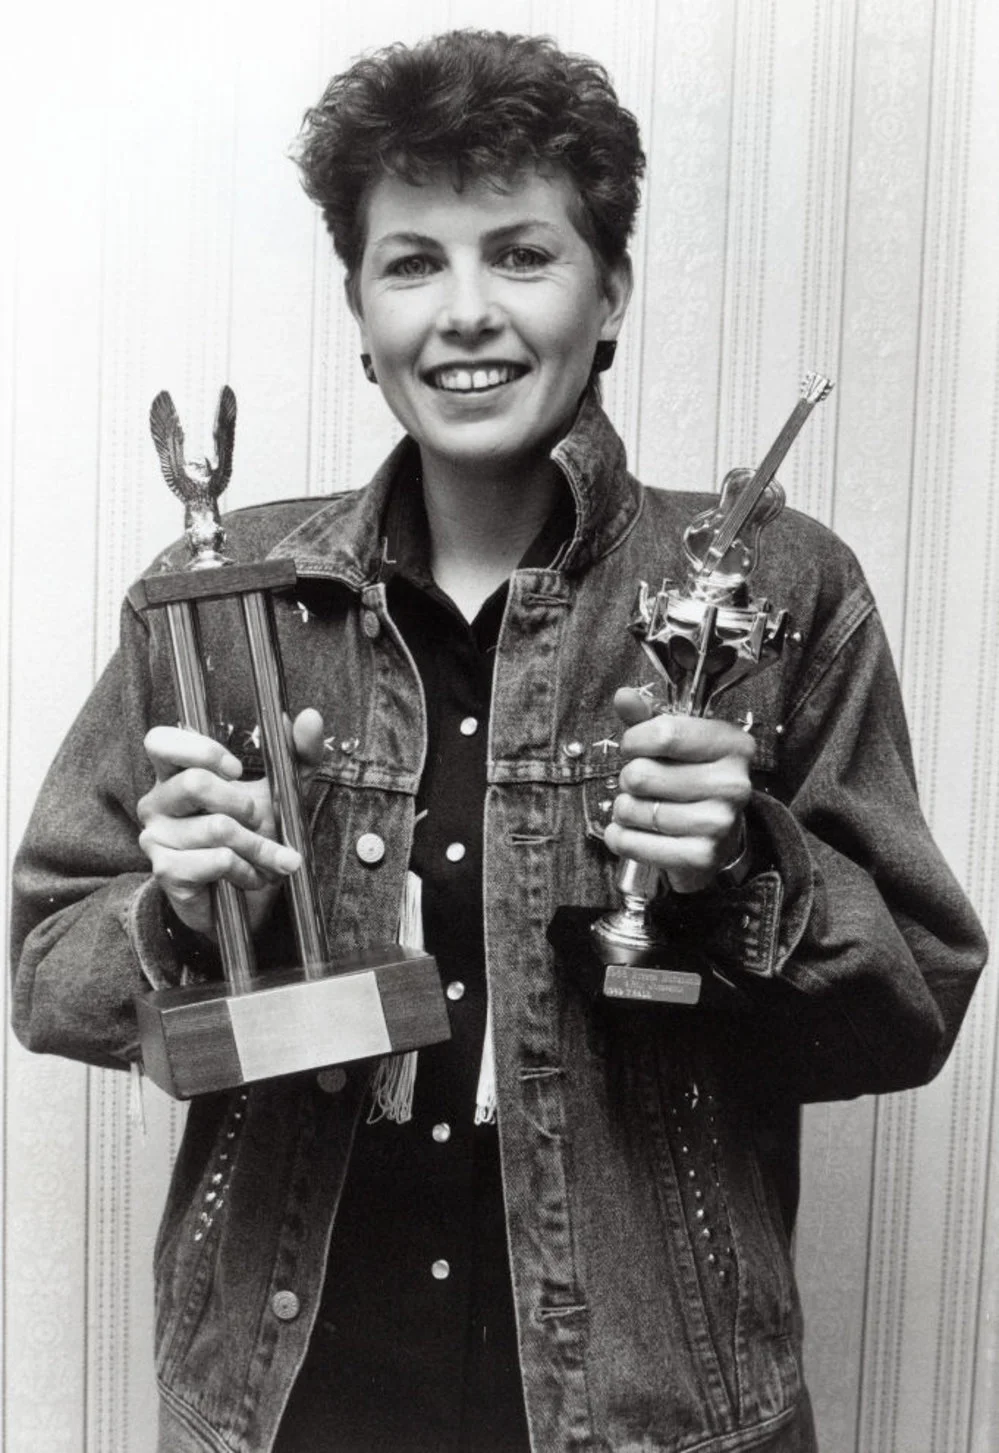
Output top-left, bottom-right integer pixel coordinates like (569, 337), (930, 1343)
(599, 255), (634, 342)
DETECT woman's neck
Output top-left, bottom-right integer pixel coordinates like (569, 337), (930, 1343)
(419, 449), (565, 621)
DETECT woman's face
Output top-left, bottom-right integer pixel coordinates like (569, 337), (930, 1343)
(350, 169), (632, 479)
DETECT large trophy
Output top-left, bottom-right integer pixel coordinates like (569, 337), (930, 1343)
(130, 387), (450, 1098)
(550, 371), (833, 1005)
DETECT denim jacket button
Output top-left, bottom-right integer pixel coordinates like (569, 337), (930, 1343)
(355, 832), (386, 864)
(317, 1067), (347, 1095)
(361, 609), (381, 639)
(271, 1290), (301, 1322)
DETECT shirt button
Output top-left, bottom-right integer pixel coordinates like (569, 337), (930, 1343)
(355, 832), (386, 864)
(361, 609), (381, 639)
(446, 981), (466, 1001)
(459, 716), (479, 736)
(445, 842), (466, 863)
(563, 740), (585, 759)
(271, 1290), (301, 1321)
(431, 1259), (450, 1280)
(432, 1122), (451, 1143)
(317, 1067), (347, 1095)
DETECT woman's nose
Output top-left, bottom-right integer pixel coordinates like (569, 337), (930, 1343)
(437, 265), (501, 339)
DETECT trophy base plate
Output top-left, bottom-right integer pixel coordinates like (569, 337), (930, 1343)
(548, 907), (708, 1007)
(135, 943), (450, 1099)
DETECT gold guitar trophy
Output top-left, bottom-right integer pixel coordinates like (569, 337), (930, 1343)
(130, 387), (450, 1098)
(550, 371), (833, 1005)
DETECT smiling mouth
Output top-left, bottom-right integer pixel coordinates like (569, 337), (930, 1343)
(424, 363), (529, 394)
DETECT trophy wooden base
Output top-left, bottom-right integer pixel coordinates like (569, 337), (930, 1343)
(136, 944), (450, 1099)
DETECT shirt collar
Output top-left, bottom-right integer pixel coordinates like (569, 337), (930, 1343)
(268, 387), (642, 588)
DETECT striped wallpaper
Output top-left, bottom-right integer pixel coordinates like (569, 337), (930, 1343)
(2, 2), (997, 1449)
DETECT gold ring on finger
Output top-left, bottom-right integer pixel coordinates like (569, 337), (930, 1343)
(651, 801), (664, 834)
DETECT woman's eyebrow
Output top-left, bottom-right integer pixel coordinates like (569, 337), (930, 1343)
(483, 220), (561, 243)
(369, 220), (562, 257)
(368, 230), (441, 256)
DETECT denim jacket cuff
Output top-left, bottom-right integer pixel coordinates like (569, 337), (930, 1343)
(744, 789), (816, 974)
(125, 877), (219, 991)
(666, 869), (783, 978)
(663, 789), (814, 980)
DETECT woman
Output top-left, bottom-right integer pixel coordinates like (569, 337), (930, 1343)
(11, 29), (985, 1453)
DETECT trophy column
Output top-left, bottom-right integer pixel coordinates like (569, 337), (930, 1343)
(131, 388), (450, 1099)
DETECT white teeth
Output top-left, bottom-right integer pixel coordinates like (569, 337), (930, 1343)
(432, 364), (522, 392)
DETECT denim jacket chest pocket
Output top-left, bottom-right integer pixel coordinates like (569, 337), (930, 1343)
(264, 582), (426, 958)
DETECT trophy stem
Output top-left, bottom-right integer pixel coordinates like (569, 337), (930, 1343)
(590, 856), (666, 965)
(164, 601), (256, 993)
(240, 591), (330, 975)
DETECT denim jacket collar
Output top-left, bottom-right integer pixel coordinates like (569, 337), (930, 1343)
(267, 388), (641, 587)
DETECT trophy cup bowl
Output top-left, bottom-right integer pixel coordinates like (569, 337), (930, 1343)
(130, 388), (450, 1098)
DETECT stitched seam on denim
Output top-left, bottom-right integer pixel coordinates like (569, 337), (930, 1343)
(635, 1051), (733, 1420)
(156, 1380), (235, 1452)
(783, 584), (875, 728)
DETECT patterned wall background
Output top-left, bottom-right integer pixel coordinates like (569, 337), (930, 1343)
(2, 1), (997, 1449)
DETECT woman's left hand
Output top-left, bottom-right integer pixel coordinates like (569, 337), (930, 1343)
(603, 687), (755, 894)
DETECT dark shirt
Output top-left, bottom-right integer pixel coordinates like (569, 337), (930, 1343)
(275, 476), (572, 1453)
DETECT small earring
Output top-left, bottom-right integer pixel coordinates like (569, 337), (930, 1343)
(593, 340), (617, 373)
(360, 353), (377, 383)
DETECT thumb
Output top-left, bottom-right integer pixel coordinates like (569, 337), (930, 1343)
(613, 687), (657, 728)
(291, 707), (326, 769)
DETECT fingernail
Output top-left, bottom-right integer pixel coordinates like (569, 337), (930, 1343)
(219, 753), (243, 779)
(275, 846), (302, 874)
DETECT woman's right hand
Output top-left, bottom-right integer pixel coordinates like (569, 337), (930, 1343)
(137, 708), (326, 939)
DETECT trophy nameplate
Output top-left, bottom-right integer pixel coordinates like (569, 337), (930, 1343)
(550, 371), (834, 1004)
(131, 387), (450, 1098)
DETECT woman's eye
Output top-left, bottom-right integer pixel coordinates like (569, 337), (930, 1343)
(498, 245), (549, 272)
(385, 254), (437, 279)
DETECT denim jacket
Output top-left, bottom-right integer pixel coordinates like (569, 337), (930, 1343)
(11, 395), (986, 1452)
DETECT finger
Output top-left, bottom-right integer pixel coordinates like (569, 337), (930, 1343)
(613, 687), (656, 729)
(291, 708), (326, 769)
(619, 713), (756, 765)
(613, 794), (740, 841)
(617, 757), (752, 806)
(137, 768), (268, 827)
(144, 725), (243, 785)
(146, 843), (279, 897)
(603, 821), (719, 878)
(139, 812), (301, 876)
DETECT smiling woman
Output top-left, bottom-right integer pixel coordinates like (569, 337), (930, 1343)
(8, 25), (986, 1453)
(348, 170), (631, 614)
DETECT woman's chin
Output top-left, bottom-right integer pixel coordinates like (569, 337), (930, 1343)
(410, 397), (579, 480)
(417, 426), (556, 480)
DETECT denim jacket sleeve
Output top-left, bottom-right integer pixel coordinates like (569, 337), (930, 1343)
(675, 582), (988, 1103)
(9, 598), (195, 1070)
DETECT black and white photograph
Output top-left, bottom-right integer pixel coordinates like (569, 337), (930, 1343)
(2, 2), (997, 1450)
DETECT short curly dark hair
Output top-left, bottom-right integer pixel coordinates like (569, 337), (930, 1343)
(294, 29), (645, 286)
